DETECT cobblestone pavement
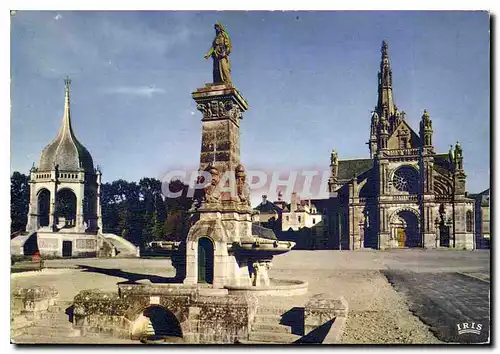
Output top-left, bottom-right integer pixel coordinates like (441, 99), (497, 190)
(383, 270), (490, 344)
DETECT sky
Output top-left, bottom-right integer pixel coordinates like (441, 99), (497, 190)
(10, 11), (490, 199)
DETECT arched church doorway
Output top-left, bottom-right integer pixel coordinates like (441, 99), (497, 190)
(55, 188), (77, 228)
(37, 189), (50, 227)
(141, 306), (183, 341)
(391, 210), (420, 248)
(198, 237), (214, 284)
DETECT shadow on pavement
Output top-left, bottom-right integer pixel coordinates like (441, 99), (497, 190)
(76, 265), (183, 284)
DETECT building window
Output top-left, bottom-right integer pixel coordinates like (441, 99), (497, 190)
(286, 216), (289, 222)
(298, 216), (302, 223)
(313, 218), (316, 224)
(400, 137), (407, 149)
(466, 210), (473, 232)
(392, 165), (419, 194)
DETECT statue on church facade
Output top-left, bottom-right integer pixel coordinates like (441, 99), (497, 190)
(204, 23), (232, 85)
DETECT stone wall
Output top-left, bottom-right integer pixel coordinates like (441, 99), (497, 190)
(72, 285), (258, 344)
(12, 286), (59, 321)
(37, 232), (99, 257)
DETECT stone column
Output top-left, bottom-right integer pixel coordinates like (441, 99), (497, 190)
(183, 240), (197, 286)
(26, 175), (38, 232)
(49, 183), (57, 231)
(75, 178), (85, 233)
(96, 171), (103, 232)
(192, 83), (248, 194)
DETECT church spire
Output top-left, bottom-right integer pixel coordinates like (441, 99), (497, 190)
(63, 76), (72, 131)
(376, 40), (395, 117)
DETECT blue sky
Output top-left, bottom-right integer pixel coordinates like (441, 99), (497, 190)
(10, 11), (490, 194)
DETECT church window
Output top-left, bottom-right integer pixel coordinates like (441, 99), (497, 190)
(400, 137), (407, 149)
(392, 166), (419, 194)
(298, 216), (302, 223)
(466, 211), (473, 232)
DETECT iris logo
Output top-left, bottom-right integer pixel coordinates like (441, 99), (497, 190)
(456, 322), (483, 335)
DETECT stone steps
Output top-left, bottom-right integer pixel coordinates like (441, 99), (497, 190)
(39, 311), (71, 321)
(253, 314), (281, 324)
(32, 317), (74, 328)
(256, 306), (290, 316)
(248, 331), (300, 343)
(19, 325), (81, 338)
(11, 317), (35, 337)
(236, 339), (281, 344)
(11, 334), (138, 344)
(252, 322), (291, 334)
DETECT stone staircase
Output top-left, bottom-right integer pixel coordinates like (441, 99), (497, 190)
(239, 306), (302, 344)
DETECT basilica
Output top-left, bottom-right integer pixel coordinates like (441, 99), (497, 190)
(326, 40), (475, 250)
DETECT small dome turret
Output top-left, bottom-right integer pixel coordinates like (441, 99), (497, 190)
(38, 77), (94, 172)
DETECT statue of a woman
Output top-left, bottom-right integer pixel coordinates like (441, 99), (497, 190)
(204, 23), (232, 85)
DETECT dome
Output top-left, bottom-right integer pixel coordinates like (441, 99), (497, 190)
(38, 79), (94, 173)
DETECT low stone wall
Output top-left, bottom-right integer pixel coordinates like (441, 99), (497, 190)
(194, 294), (257, 343)
(73, 290), (131, 339)
(73, 285), (258, 344)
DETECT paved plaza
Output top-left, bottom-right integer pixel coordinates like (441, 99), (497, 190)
(11, 249), (490, 344)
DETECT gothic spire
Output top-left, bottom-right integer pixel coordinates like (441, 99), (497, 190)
(376, 40), (395, 117)
(63, 76), (72, 133)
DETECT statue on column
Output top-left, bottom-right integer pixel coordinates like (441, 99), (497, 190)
(204, 23), (232, 85)
(235, 164), (251, 206)
(203, 165), (221, 203)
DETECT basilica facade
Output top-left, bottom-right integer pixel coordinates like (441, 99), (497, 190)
(327, 41), (475, 250)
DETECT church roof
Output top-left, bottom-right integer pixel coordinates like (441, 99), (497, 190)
(337, 158), (373, 183)
(469, 188), (490, 207)
(434, 153), (453, 172)
(254, 199), (281, 213)
(38, 78), (94, 173)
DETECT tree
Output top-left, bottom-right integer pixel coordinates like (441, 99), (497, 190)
(163, 179), (197, 241)
(11, 172), (29, 234)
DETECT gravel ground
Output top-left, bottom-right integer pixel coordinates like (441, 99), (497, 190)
(11, 249), (489, 344)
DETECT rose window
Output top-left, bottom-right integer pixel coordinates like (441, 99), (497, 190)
(392, 166), (419, 194)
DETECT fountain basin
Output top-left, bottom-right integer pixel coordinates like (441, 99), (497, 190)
(230, 238), (295, 257)
(225, 278), (308, 297)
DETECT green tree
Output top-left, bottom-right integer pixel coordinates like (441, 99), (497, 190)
(10, 172), (29, 234)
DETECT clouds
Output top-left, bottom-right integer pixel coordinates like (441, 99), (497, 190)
(11, 11), (201, 79)
(103, 85), (166, 97)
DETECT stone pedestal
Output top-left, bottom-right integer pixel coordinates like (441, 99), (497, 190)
(303, 294), (349, 344)
(192, 83), (248, 176)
